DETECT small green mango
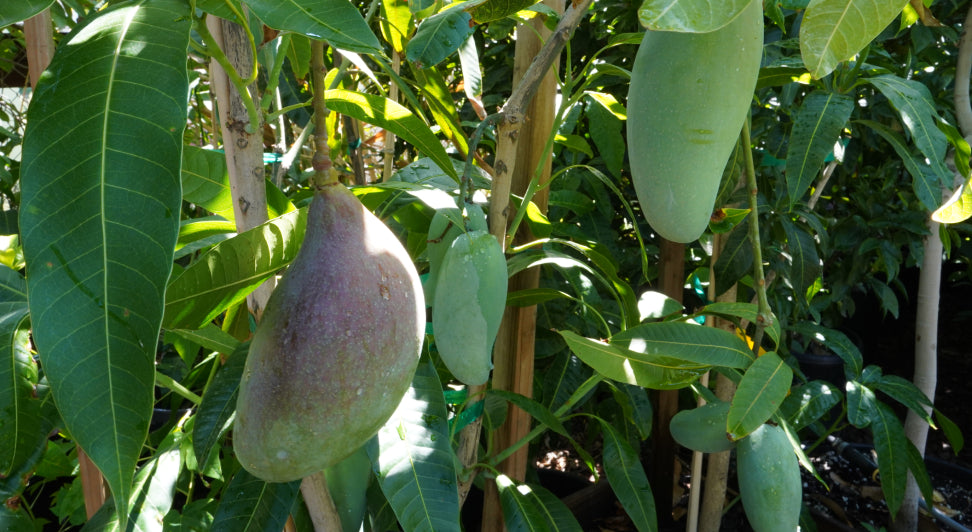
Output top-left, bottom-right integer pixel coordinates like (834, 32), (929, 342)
(736, 423), (802, 532)
(432, 229), (506, 385)
(234, 182), (425, 482)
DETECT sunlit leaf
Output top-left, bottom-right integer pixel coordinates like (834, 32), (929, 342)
(181, 146), (295, 222)
(495, 474), (583, 532)
(325, 89), (458, 181)
(785, 91), (853, 208)
(19, 1), (191, 524)
(638, 0), (754, 32)
(932, 176), (972, 223)
(243, 0), (380, 54)
(781, 380), (842, 430)
(612, 321), (755, 368)
(163, 209), (306, 330)
(368, 359), (460, 532)
(800, 0), (909, 78)
(469, 0), (541, 23)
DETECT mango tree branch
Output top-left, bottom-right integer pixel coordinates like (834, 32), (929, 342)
(488, 0), (593, 246)
(741, 118), (773, 350)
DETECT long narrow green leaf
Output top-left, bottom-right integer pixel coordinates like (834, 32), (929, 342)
(799, 0), (909, 78)
(242, 0), (380, 54)
(542, 353), (593, 412)
(599, 421), (656, 532)
(694, 302), (780, 347)
(780, 218), (821, 305)
(559, 330), (710, 390)
(728, 352), (792, 440)
(0, 308), (41, 478)
(325, 89), (458, 181)
(785, 91), (854, 208)
(368, 358), (460, 532)
(857, 119), (942, 210)
(181, 146), (295, 222)
(867, 75), (950, 187)
(789, 322), (863, 378)
(932, 174), (972, 223)
(167, 324), (241, 357)
(193, 342), (248, 467)
(780, 380), (842, 431)
(19, 1), (191, 524)
(638, 0), (752, 32)
(163, 208), (306, 330)
(870, 401), (908, 515)
(496, 474), (583, 532)
(611, 321), (755, 368)
(0, 0), (54, 27)
(489, 389), (568, 437)
(712, 220), (752, 296)
(845, 380), (878, 428)
(211, 469), (301, 532)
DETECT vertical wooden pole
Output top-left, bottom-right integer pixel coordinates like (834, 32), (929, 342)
(480, 3), (564, 529)
(651, 238), (684, 527)
(207, 15), (272, 319)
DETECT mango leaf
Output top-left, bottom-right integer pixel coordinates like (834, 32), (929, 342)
(542, 353), (594, 412)
(780, 219), (821, 305)
(599, 420), (656, 532)
(469, 0), (541, 23)
(0, 506), (33, 532)
(872, 374), (934, 427)
(933, 176), (972, 223)
(935, 409), (964, 453)
(193, 342), (248, 467)
(163, 208), (306, 330)
(638, 0), (754, 32)
(785, 91), (854, 208)
(325, 89), (458, 181)
(857, 119), (943, 210)
(211, 469), (301, 532)
(368, 358), (460, 532)
(380, 0), (413, 53)
(489, 389), (568, 437)
(0, 265), (26, 304)
(611, 321), (755, 368)
(867, 75), (949, 186)
(693, 302), (780, 348)
(195, 0), (242, 20)
(181, 146), (295, 222)
(585, 94), (625, 178)
(19, 1), (191, 525)
(406, 6), (474, 68)
(800, 0), (909, 78)
(495, 474), (583, 532)
(870, 401), (909, 515)
(0, 0), (54, 27)
(670, 401), (734, 453)
(560, 331), (711, 390)
(610, 382), (653, 440)
(410, 66), (469, 155)
(82, 442), (182, 532)
(728, 352), (793, 440)
(789, 322), (863, 379)
(243, 0), (380, 54)
(846, 380), (878, 428)
(324, 446), (372, 532)
(781, 380), (842, 431)
(458, 37), (483, 112)
(167, 324), (241, 357)
(712, 220), (753, 296)
(0, 308), (41, 478)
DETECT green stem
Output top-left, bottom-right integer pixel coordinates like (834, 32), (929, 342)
(486, 373), (603, 467)
(259, 33), (293, 111)
(741, 118), (773, 353)
(311, 40), (334, 187)
(155, 372), (203, 406)
(195, 14), (262, 134)
(266, 101), (312, 122)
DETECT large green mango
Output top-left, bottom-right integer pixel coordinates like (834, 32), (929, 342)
(736, 423), (802, 532)
(432, 229), (507, 385)
(626, 1), (763, 243)
(234, 182), (424, 482)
